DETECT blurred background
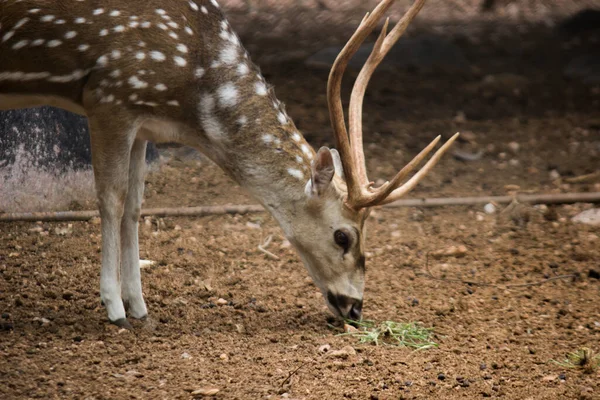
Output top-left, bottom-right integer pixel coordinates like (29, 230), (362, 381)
(1, 0), (599, 212)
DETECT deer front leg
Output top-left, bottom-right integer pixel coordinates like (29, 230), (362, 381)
(120, 138), (148, 320)
(89, 114), (137, 328)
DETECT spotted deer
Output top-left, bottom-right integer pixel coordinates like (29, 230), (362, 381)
(0, 0), (457, 328)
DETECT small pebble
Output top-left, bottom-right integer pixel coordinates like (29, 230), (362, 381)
(484, 203), (496, 214)
(438, 373), (446, 381)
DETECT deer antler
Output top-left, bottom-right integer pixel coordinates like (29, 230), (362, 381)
(327, 0), (459, 209)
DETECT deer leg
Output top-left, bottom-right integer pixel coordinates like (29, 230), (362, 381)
(120, 138), (148, 319)
(88, 115), (137, 328)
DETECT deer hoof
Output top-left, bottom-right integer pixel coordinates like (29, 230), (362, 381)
(111, 318), (133, 330)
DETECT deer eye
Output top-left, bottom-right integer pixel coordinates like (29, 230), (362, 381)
(334, 230), (350, 252)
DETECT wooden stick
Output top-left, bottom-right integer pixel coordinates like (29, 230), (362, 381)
(1, 192), (599, 222)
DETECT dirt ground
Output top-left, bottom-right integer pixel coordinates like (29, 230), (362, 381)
(1, 2), (600, 399)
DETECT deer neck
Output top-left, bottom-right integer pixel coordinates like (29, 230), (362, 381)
(180, 18), (317, 226)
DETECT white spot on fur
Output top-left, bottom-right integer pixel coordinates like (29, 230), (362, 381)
(292, 132), (301, 142)
(154, 83), (167, 91)
(211, 0), (220, 8)
(237, 116), (247, 126)
(199, 93), (226, 141)
(74, 17), (86, 24)
(150, 51), (166, 61)
(0, 71), (50, 81)
(109, 69), (122, 78)
(167, 100), (180, 106)
(28, 9), (41, 14)
(189, 1), (199, 11)
(64, 31), (77, 39)
(262, 134), (274, 144)
(301, 144), (311, 157)
(295, 155), (304, 163)
(218, 45), (238, 65)
(168, 31), (178, 40)
(14, 18), (30, 30)
(12, 40), (29, 50)
(32, 39), (45, 46)
(2, 32), (14, 43)
(287, 168), (304, 180)
(113, 25), (125, 32)
(47, 40), (62, 47)
(138, 41), (146, 47)
(201, 6), (208, 14)
(237, 63), (249, 76)
(40, 15), (55, 22)
(96, 55), (109, 66)
(195, 67), (205, 79)
(54, 19), (66, 24)
(110, 10), (121, 17)
(100, 94), (115, 103)
(47, 69), (89, 83)
(111, 50), (122, 59)
(255, 81), (267, 96)
(155, 9), (166, 15)
(141, 21), (151, 28)
(78, 44), (90, 51)
(129, 93), (138, 101)
(99, 29), (108, 36)
(167, 21), (179, 29)
(129, 21), (139, 28)
(135, 52), (146, 61)
(157, 23), (168, 30)
(217, 82), (239, 108)
(93, 8), (104, 15)
(174, 56), (187, 67)
(278, 112), (287, 125)
(176, 44), (188, 53)
(128, 75), (148, 89)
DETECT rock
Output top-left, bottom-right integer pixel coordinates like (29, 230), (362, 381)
(572, 209), (600, 226)
(541, 375), (557, 382)
(508, 142), (520, 153)
(181, 352), (192, 359)
(484, 203), (496, 214)
(33, 317), (51, 325)
(305, 34), (468, 73)
(344, 324), (359, 334)
(191, 388), (220, 396)
(327, 345), (357, 359)
(432, 245), (468, 258)
(216, 298), (229, 306)
(139, 259), (156, 269)
(0, 107), (158, 170)
(318, 344), (331, 353)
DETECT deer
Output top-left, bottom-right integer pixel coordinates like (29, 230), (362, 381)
(0, 0), (457, 329)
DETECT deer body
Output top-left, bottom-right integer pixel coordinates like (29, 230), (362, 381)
(1, 0), (455, 328)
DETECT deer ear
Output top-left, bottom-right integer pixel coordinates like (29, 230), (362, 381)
(329, 148), (345, 180)
(309, 147), (335, 196)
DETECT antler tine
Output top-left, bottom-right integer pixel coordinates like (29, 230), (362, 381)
(348, 0), (427, 205)
(378, 132), (460, 206)
(327, 0), (397, 203)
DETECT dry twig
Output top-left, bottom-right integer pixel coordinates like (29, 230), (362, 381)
(258, 234), (280, 260)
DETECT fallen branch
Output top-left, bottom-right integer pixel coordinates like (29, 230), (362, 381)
(1, 192), (599, 222)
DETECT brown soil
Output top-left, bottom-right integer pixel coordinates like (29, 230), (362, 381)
(1, 3), (600, 400)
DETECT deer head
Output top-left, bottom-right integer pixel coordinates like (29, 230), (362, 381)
(271, 0), (458, 320)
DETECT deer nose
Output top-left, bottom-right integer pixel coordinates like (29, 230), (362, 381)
(327, 291), (363, 320)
